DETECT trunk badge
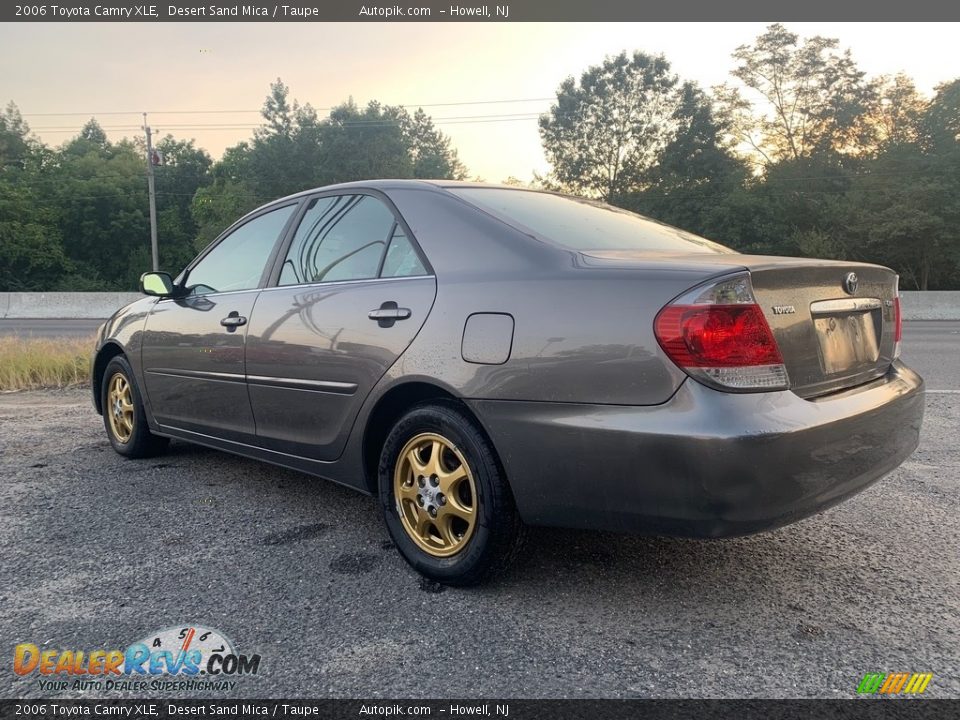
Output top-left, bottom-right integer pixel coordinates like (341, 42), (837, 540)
(844, 272), (859, 295)
(772, 305), (796, 315)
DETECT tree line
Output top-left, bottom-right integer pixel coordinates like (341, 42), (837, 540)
(0, 81), (465, 292)
(1, 24), (958, 291)
(537, 25), (960, 290)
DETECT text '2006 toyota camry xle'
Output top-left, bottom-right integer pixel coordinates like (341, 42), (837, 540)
(92, 180), (924, 585)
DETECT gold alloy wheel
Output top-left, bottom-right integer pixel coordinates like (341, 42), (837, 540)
(393, 432), (478, 557)
(107, 372), (135, 444)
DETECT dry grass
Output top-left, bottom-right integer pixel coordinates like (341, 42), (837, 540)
(0, 336), (93, 391)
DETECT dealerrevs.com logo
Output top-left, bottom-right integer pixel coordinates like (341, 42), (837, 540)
(13, 625), (261, 693)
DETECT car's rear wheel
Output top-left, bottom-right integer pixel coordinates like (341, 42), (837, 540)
(101, 355), (169, 458)
(378, 401), (525, 586)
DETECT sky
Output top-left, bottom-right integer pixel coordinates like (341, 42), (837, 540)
(1, 22), (958, 182)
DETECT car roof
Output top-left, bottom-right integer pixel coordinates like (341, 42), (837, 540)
(269, 179), (532, 204)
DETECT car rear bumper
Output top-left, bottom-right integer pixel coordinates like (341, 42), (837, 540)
(467, 361), (924, 537)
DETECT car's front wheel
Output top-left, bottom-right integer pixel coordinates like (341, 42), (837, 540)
(101, 355), (169, 458)
(378, 401), (525, 586)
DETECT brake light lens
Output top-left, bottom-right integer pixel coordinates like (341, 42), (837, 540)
(656, 305), (784, 367)
(654, 273), (790, 392)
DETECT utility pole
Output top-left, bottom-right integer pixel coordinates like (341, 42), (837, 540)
(143, 113), (159, 272)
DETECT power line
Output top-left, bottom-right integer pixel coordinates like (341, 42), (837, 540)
(29, 116), (548, 134)
(19, 97), (556, 118)
(30, 111), (548, 128)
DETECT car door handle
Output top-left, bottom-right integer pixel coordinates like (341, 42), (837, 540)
(368, 307), (412, 321)
(369, 302), (411, 328)
(220, 312), (247, 331)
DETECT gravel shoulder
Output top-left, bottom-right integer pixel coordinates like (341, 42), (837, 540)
(0, 387), (957, 699)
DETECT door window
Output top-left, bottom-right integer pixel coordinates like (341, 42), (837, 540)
(380, 226), (428, 278)
(278, 195), (396, 286)
(186, 204), (295, 296)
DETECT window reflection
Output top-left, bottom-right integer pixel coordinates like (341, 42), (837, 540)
(279, 195), (395, 286)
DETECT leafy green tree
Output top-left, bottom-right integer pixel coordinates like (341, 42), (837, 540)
(0, 102), (32, 171)
(189, 141), (261, 249)
(259, 77), (296, 138)
(622, 82), (749, 239)
(717, 24), (876, 164)
(152, 135), (213, 269)
(318, 97), (465, 184)
(191, 178), (260, 251)
(318, 100), (415, 183)
(746, 154), (857, 258)
(869, 74), (926, 150)
(191, 81), (467, 248)
(246, 79), (326, 198)
(539, 51), (680, 201)
(189, 80), (315, 248)
(403, 108), (467, 179)
(921, 79), (960, 151)
(847, 147), (960, 290)
(0, 105), (75, 290)
(842, 80), (960, 289)
(45, 132), (150, 288)
(0, 176), (72, 291)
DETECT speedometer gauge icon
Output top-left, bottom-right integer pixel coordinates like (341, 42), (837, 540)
(132, 625), (235, 670)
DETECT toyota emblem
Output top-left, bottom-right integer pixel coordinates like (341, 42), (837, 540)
(844, 272), (859, 295)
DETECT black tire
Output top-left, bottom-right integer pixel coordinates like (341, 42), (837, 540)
(100, 355), (169, 459)
(378, 400), (526, 586)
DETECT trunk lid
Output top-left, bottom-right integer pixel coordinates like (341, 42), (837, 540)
(748, 259), (897, 398)
(581, 251), (899, 398)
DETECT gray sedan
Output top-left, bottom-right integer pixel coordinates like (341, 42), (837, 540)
(92, 180), (924, 585)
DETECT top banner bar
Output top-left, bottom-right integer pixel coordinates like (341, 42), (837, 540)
(3, 1), (959, 22)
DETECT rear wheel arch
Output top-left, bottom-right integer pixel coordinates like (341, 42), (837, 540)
(93, 342), (126, 415)
(375, 395), (526, 584)
(361, 381), (499, 495)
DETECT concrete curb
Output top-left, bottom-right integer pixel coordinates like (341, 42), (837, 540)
(1, 290), (959, 320)
(900, 291), (960, 321)
(0, 292), (142, 319)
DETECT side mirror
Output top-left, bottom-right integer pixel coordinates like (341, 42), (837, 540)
(140, 271), (175, 297)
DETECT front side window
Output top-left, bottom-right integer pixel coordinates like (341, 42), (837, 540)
(278, 195), (396, 286)
(186, 204), (295, 295)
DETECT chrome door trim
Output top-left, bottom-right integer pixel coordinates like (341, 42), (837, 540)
(246, 375), (358, 394)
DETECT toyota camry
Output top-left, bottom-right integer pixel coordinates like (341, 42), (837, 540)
(92, 180), (925, 584)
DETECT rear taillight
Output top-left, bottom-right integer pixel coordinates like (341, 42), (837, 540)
(654, 273), (790, 392)
(893, 278), (902, 359)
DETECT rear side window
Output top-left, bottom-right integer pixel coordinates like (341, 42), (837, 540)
(381, 227), (428, 278)
(449, 188), (734, 254)
(279, 195), (395, 285)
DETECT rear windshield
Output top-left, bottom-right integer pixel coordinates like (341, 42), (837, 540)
(449, 187), (734, 254)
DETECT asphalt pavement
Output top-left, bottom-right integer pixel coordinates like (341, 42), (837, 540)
(0, 322), (957, 699)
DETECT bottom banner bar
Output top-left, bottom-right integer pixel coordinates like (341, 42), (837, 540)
(0, 699), (957, 720)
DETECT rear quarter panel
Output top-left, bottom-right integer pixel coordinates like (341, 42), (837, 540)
(384, 187), (721, 406)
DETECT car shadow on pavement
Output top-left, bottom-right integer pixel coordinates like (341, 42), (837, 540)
(156, 439), (919, 623)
